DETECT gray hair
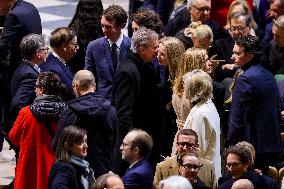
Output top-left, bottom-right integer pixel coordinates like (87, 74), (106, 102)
(159, 176), (193, 189)
(187, 0), (211, 10)
(131, 27), (158, 53)
(231, 179), (254, 189)
(230, 12), (252, 27)
(20, 34), (46, 60)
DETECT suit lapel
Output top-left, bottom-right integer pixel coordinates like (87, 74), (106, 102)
(52, 54), (74, 80)
(119, 35), (128, 67)
(23, 60), (40, 74)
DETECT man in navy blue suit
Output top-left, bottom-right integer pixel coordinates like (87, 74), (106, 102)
(85, 5), (131, 102)
(120, 129), (154, 189)
(40, 27), (79, 101)
(218, 145), (277, 189)
(11, 34), (48, 120)
(0, 0), (42, 152)
(0, 0), (42, 74)
(227, 35), (282, 174)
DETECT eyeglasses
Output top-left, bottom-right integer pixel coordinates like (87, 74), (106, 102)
(226, 162), (242, 168)
(192, 5), (211, 13)
(121, 142), (134, 148)
(229, 26), (246, 32)
(37, 47), (49, 52)
(273, 19), (284, 29)
(69, 42), (78, 47)
(177, 142), (198, 148)
(181, 163), (203, 171)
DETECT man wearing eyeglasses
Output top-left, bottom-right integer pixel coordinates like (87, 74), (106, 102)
(11, 34), (48, 121)
(164, 0), (224, 39)
(218, 146), (277, 189)
(120, 129), (154, 189)
(268, 15), (284, 74)
(153, 129), (216, 189)
(178, 152), (210, 189)
(214, 12), (253, 82)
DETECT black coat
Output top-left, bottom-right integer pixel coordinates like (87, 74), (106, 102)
(217, 170), (277, 189)
(48, 160), (85, 189)
(113, 51), (161, 138)
(54, 92), (117, 177)
(113, 51), (162, 168)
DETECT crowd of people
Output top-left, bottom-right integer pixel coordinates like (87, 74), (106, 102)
(1, 0), (284, 188)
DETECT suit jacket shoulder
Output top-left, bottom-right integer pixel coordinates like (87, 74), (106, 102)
(122, 159), (153, 189)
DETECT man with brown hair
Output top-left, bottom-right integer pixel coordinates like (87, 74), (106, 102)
(85, 4), (131, 102)
(153, 129), (216, 189)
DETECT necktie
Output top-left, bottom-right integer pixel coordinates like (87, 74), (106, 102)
(111, 43), (119, 71)
(225, 68), (244, 104)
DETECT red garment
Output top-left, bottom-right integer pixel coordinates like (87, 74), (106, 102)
(211, 0), (253, 27)
(9, 106), (57, 189)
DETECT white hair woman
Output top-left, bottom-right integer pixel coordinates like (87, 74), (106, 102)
(159, 175), (193, 189)
(183, 69), (221, 180)
(171, 48), (212, 156)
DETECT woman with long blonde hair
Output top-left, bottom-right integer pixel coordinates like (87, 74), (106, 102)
(158, 37), (185, 83)
(171, 48), (212, 156)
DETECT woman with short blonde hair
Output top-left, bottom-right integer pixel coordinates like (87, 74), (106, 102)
(183, 69), (221, 179)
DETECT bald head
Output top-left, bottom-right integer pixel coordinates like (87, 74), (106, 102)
(231, 179), (254, 189)
(72, 70), (96, 97)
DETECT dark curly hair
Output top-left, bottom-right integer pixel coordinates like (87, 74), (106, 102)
(37, 72), (63, 95)
(68, 0), (103, 47)
(234, 35), (261, 54)
(131, 8), (163, 34)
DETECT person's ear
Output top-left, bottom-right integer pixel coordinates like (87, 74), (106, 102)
(247, 53), (254, 61)
(139, 46), (146, 54)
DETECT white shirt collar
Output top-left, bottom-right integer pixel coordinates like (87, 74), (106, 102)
(129, 158), (142, 169)
(108, 33), (124, 49)
(52, 52), (66, 65)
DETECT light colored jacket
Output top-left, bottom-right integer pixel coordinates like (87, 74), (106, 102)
(184, 99), (221, 180)
(153, 155), (216, 189)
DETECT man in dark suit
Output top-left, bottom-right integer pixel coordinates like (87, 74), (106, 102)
(113, 27), (161, 169)
(0, 0), (42, 140)
(227, 35), (282, 174)
(11, 34), (48, 120)
(85, 5), (131, 102)
(40, 27), (79, 100)
(165, 0), (224, 39)
(54, 70), (117, 178)
(0, 0), (42, 74)
(215, 12), (253, 82)
(218, 145), (277, 189)
(120, 129), (154, 189)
